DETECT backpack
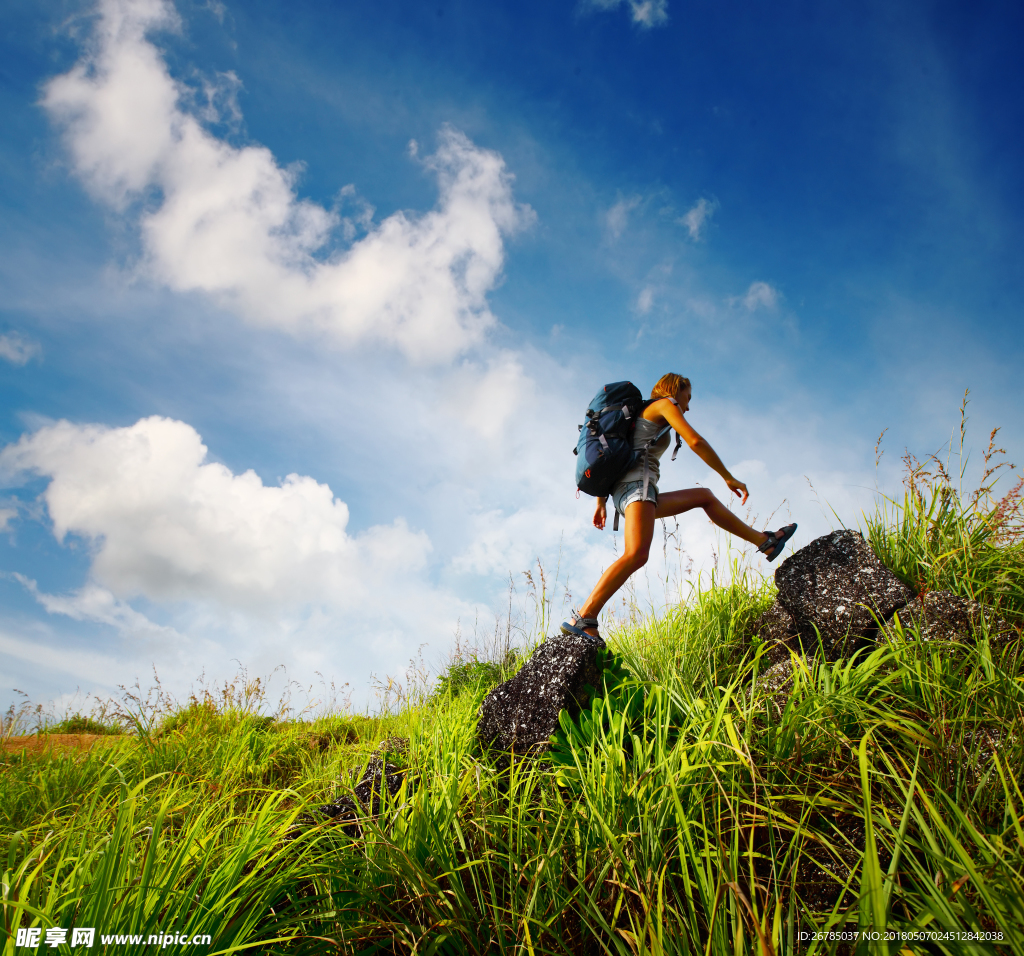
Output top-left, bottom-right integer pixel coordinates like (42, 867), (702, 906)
(574, 381), (681, 528)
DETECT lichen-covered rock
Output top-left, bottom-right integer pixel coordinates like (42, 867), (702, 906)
(885, 590), (1016, 651)
(316, 737), (411, 833)
(944, 727), (1011, 795)
(477, 633), (604, 756)
(794, 809), (869, 911)
(753, 654), (804, 717)
(752, 601), (800, 667)
(774, 530), (915, 656)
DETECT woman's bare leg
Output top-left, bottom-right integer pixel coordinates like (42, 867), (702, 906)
(574, 490), (784, 637)
(655, 487), (769, 547)
(576, 500), (656, 634)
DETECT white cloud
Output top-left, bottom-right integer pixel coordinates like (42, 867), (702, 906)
(0, 507), (16, 532)
(43, 0), (533, 363)
(606, 194), (642, 239)
(734, 280), (780, 311)
(436, 351), (533, 443)
(0, 416), (431, 610)
(191, 69), (243, 129)
(628, 0), (669, 29)
(0, 629), (127, 689)
(586, 0), (669, 29)
(0, 333), (40, 365)
(11, 573), (182, 642)
(680, 197), (716, 240)
(635, 286), (654, 314)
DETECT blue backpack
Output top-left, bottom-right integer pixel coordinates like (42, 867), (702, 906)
(574, 381), (680, 527)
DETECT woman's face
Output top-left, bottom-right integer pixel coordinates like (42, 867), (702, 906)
(676, 385), (692, 413)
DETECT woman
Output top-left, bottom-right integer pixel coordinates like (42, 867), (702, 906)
(562, 372), (796, 640)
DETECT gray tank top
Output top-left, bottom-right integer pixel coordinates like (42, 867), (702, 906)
(618, 418), (673, 486)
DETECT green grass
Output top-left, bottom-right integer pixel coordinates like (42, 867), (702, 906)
(3, 441), (1022, 954)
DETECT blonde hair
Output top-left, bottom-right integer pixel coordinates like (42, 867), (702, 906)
(650, 372), (691, 400)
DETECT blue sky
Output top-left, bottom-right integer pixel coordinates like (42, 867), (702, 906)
(2, 0), (1022, 713)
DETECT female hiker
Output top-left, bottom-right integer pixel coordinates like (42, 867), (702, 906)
(562, 372), (797, 640)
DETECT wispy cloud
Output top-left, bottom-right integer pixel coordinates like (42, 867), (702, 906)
(0, 332), (40, 365)
(0, 629), (127, 688)
(605, 194), (642, 240)
(585, 0), (669, 30)
(731, 280), (780, 311)
(635, 286), (654, 314)
(43, 0), (534, 363)
(12, 573), (183, 642)
(679, 196), (717, 240)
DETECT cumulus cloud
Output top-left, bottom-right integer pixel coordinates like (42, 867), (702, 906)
(679, 197), (716, 240)
(734, 280), (780, 311)
(43, 0), (533, 362)
(0, 333), (40, 365)
(0, 416), (431, 610)
(586, 0), (669, 29)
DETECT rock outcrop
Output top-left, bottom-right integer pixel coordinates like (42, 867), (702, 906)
(884, 589), (1015, 651)
(773, 530), (915, 658)
(751, 601), (800, 668)
(477, 632), (604, 757)
(316, 737), (411, 833)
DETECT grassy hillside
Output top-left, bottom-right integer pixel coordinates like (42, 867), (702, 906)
(2, 453), (1022, 955)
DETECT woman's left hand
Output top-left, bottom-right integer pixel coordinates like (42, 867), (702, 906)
(726, 478), (749, 505)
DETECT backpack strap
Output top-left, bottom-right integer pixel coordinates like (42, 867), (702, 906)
(665, 396), (682, 460)
(597, 403), (633, 419)
(612, 396), (683, 530)
(642, 395), (682, 498)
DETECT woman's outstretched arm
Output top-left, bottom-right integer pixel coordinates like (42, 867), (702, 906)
(653, 398), (750, 505)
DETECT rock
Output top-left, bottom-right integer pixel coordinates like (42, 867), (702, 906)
(754, 600), (798, 643)
(316, 737), (411, 833)
(794, 809), (870, 912)
(753, 655), (804, 718)
(752, 601), (800, 668)
(944, 727), (1011, 795)
(774, 530), (915, 657)
(885, 590), (1016, 651)
(477, 632), (604, 757)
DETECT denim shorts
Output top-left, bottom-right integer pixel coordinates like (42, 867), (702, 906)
(612, 478), (659, 517)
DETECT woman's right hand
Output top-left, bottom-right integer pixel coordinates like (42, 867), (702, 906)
(593, 497), (607, 530)
(725, 477), (750, 505)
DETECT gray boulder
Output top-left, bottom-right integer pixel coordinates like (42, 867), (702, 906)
(885, 590), (1016, 651)
(774, 530), (915, 657)
(477, 632), (604, 757)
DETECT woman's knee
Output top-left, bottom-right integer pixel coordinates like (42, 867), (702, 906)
(697, 488), (719, 508)
(622, 547), (650, 571)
